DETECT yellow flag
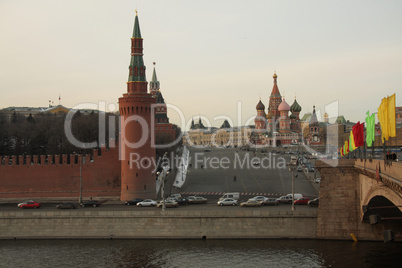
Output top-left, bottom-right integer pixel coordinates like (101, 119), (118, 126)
(378, 97), (389, 143)
(350, 131), (356, 151)
(388, 94), (396, 138)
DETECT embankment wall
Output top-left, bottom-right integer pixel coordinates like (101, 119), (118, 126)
(0, 210), (317, 239)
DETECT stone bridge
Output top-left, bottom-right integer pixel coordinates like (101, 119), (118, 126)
(316, 159), (402, 241)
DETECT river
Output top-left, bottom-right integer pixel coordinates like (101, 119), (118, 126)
(0, 239), (401, 268)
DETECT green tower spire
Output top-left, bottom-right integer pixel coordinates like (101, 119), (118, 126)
(132, 10), (142, 38)
(128, 10), (146, 85)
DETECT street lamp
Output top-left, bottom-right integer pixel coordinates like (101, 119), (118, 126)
(157, 152), (170, 212)
(288, 161), (297, 212)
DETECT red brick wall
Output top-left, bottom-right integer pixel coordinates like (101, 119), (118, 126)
(0, 147), (121, 200)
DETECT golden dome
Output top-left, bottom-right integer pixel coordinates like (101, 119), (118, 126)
(273, 73), (277, 79)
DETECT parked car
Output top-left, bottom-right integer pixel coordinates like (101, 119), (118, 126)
(157, 200), (178, 208)
(248, 196), (268, 202)
(217, 198), (238, 206)
(137, 199), (157, 207)
(19, 201), (41, 209)
(294, 197), (310, 205)
(17, 200), (34, 208)
(81, 200), (101, 207)
(175, 197), (190, 206)
(286, 193), (303, 200)
(188, 196), (208, 204)
(261, 198), (279, 206)
(315, 178), (321, 183)
(276, 195), (293, 204)
(126, 198), (144, 206)
(56, 203), (77, 209)
(240, 200), (261, 207)
(308, 197), (319, 207)
(297, 166), (303, 172)
(169, 194), (182, 199)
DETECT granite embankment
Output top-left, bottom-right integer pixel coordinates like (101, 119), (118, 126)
(0, 210), (317, 239)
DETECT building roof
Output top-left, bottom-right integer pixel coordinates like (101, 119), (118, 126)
(290, 98), (302, 113)
(220, 120), (232, 129)
(278, 98), (290, 111)
(132, 11), (142, 38)
(270, 73), (281, 98)
(256, 100), (265, 111)
(128, 12), (146, 83)
(155, 91), (165, 104)
(309, 106), (318, 125)
(301, 113), (312, 122)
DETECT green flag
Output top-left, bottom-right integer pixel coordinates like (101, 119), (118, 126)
(365, 111), (375, 147)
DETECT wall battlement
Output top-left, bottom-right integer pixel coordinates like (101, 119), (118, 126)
(0, 147), (111, 167)
(0, 147), (121, 200)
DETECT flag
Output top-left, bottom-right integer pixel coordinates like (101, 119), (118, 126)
(365, 111), (375, 147)
(388, 94), (396, 138)
(344, 140), (349, 154)
(340, 147), (344, 157)
(378, 97), (388, 143)
(352, 121), (364, 147)
(349, 131), (356, 152)
(378, 94), (397, 143)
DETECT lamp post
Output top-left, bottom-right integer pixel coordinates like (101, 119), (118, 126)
(288, 162), (296, 212)
(158, 152), (169, 212)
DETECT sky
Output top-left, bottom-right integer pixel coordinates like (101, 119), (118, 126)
(1, 0), (401, 130)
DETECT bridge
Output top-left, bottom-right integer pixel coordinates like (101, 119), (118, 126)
(316, 159), (402, 241)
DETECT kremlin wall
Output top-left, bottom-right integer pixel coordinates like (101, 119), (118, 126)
(0, 147), (121, 200)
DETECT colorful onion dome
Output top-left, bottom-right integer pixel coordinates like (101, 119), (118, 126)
(290, 98), (302, 113)
(256, 100), (265, 111)
(278, 97), (290, 111)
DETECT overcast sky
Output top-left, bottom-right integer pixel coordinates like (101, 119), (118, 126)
(1, 0), (401, 129)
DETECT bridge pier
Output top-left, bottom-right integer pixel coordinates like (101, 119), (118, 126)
(316, 159), (402, 241)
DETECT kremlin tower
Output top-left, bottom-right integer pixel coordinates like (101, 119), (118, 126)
(150, 63), (176, 141)
(118, 11), (156, 201)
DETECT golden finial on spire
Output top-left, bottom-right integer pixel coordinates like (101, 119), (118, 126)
(135, 9), (138, 16)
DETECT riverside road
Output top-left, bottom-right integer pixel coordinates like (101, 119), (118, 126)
(174, 146), (319, 198)
(0, 146), (319, 212)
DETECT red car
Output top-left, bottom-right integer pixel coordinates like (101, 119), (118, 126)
(19, 201), (41, 209)
(294, 197), (310, 205)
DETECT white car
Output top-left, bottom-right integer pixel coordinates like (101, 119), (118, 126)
(248, 196), (268, 202)
(136, 199), (157, 207)
(217, 198), (238, 206)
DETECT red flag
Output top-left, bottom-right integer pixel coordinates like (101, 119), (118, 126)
(352, 121), (364, 147)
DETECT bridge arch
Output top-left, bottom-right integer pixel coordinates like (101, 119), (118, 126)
(362, 185), (402, 213)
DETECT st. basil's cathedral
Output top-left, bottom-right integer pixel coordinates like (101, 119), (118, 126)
(254, 73), (309, 146)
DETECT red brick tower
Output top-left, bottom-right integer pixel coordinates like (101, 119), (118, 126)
(268, 73), (282, 118)
(119, 11), (156, 201)
(150, 63), (176, 141)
